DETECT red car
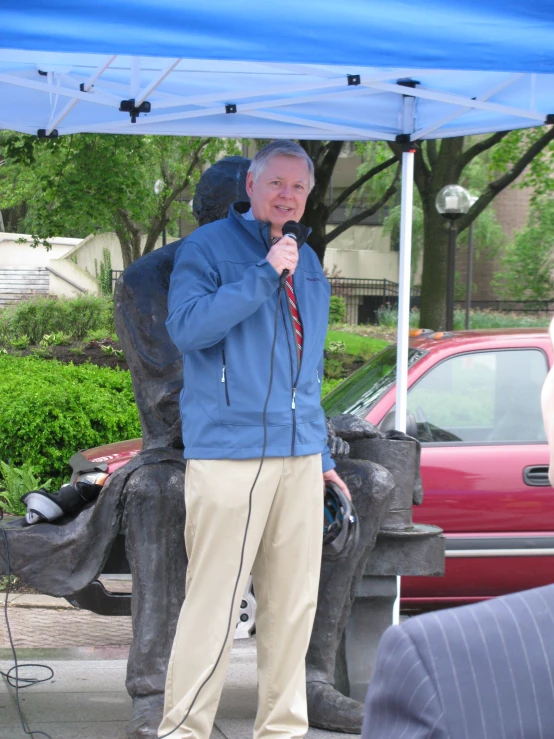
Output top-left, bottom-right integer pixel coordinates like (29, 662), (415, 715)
(76, 329), (554, 612)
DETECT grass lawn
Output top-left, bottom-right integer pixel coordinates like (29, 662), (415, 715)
(322, 329), (391, 397)
(325, 330), (390, 360)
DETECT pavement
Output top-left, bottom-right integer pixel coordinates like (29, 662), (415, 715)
(0, 578), (361, 739)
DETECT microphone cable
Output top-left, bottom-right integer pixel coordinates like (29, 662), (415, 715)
(1, 526), (54, 739)
(159, 274), (287, 738)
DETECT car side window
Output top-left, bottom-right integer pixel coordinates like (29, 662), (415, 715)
(406, 349), (548, 444)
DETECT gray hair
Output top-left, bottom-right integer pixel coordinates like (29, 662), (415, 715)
(248, 140), (315, 191)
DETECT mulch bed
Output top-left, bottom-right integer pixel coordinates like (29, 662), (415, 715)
(5, 339), (129, 370)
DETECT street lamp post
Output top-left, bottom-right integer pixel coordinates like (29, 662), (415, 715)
(465, 195), (479, 330)
(435, 185), (471, 331)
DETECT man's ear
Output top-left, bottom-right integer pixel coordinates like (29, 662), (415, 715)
(245, 171), (254, 197)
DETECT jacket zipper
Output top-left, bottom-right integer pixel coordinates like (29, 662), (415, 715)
(285, 274), (304, 457)
(221, 348), (230, 406)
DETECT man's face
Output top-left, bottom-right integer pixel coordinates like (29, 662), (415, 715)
(246, 154), (311, 237)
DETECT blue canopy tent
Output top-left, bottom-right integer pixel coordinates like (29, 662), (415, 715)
(2, 0), (554, 434)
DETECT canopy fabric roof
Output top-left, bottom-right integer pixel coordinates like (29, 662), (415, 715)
(2, 1), (554, 140)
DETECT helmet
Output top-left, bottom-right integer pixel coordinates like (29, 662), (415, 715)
(323, 482), (358, 558)
(20, 481), (102, 526)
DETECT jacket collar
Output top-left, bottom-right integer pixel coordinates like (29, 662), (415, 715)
(229, 201), (311, 247)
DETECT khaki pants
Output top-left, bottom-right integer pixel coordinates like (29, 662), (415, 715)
(158, 454), (323, 739)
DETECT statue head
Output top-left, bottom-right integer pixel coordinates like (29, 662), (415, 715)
(193, 155), (251, 226)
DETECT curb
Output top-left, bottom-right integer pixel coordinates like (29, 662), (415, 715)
(6, 594), (74, 609)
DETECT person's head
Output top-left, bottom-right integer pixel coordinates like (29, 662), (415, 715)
(246, 140), (314, 238)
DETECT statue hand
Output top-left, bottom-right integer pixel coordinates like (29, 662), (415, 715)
(327, 413), (384, 442)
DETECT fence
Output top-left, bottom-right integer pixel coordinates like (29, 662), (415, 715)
(110, 270), (553, 325)
(329, 278), (554, 325)
(329, 278), (421, 324)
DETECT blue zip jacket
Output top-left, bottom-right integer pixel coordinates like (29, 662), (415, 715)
(166, 202), (334, 472)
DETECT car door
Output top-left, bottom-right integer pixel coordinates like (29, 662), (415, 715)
(386, 346), (554, 608)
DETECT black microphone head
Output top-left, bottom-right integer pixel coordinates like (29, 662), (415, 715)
(282, 220), (303, 242)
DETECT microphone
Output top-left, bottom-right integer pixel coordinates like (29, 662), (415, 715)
(282, 220), (303, 245)
(281, 220), (303, 280)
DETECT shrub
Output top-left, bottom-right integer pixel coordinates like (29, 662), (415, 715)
(0, 576), (19, 592)
(9, 334), (30, 349)
(327, 340), (347, 354)
(322, 377), (342, 396)
(376, 306), (549, 330)
(460, 309), (549, 330)
(324, 357), (345, 380)
(376, 305), (420, 328)
(85, 329), (118, 342)
(0, 295), (115, 346)
(0, 460), (52, 516)
(0, 356), (141, 488)
(329, 296), (346, 325)
(39, 332), (73, 347)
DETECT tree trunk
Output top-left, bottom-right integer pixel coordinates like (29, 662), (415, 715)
(302, 199), (329, 265)
(419, 206), (450, 330)
(416, 138), (464, 330)
(131, 231), (142, 263)
(115, 229), (133, 269)
(143, 212), (170, 256)
(299, 140), (343, 265)
(115, 210), (145, 268)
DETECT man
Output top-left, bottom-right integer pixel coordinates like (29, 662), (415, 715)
(158, 140), (348, 739)
(362, 584), (554, 739)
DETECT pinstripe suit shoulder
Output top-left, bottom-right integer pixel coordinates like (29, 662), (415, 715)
(362, 585), (554, 739)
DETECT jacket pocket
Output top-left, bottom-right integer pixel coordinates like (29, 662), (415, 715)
(221, 348), (231, 406)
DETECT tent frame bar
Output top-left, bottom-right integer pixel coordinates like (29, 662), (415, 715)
(46, 55), (118, 136)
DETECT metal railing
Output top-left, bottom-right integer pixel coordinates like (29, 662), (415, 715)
(329, 278), (420, 324)
(111, 270), (553, 325)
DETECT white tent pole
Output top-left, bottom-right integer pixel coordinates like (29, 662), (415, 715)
(392, 97), (416, 627)
(394, 154), (415, 431)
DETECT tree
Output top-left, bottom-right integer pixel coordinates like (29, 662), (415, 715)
(381, 152), (506, 290)
(384, 126), (554, 328)
(493, 195), (554, 301)
(298, 140), (399, 264)
(0, 132), (240, 267)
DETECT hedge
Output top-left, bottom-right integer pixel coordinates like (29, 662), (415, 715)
(0, 295), (115, 346)
(0, 355), (140, 488)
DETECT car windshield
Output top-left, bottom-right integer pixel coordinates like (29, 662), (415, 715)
(322, 345), (427, 418)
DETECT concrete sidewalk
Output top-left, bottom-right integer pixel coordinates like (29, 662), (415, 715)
(0, 586), (361, 739)
(0, 642), (360, 739)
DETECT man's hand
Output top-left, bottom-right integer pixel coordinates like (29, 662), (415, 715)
(323, 468), (351, 501)
(266, 236), (299, 276)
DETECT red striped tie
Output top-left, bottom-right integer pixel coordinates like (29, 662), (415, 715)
(271, 237), (303, 358)
(285, 275), (303, 358)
